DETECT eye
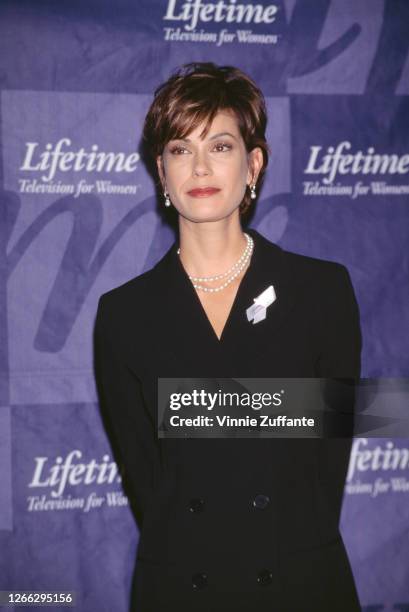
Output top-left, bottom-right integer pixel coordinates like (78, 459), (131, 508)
(169, 145), (188, 155)
(213, 142), (232, 152)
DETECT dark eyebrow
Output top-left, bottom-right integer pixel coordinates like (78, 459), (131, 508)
(173, 132), (238, 143)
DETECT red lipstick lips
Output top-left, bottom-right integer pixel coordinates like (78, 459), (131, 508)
(187, 187), (221, 198)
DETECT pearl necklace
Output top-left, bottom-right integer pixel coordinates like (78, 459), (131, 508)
(177, 233), (254, 293)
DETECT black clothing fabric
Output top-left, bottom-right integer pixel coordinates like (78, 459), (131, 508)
(94, 228), (362, 612)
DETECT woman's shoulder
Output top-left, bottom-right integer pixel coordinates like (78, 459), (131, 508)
(281, 248), (356, 311)
(274, 245), (359, 324)
(99, 268), (152, 302)
(96, 266), (160, 331)
(283, 247), (350, 282)
(97, 240), (175, 312)
(254, 229), (352, 287)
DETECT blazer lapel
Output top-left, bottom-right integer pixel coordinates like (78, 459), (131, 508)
(149, 227), (298, 375)
(150, 238), (225, 374)
(219, 228), (297, 355)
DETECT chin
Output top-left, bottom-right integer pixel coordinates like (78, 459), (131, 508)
(180, 203), (239, 223)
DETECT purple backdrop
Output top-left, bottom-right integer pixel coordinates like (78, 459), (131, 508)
(0, 1), (408, 610)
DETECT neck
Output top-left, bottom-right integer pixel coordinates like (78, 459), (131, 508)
(177, 218), (248, 278)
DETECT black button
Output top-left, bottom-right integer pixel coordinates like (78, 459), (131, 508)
(252, 494), (270, 509)
(257, 568), (273, 586)
(192, 572), (208, 589)
(189, 498), (205, 513)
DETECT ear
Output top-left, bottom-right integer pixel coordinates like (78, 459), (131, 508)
(247, 147), (264, 185)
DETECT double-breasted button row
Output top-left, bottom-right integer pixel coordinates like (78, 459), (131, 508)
(189, 494), (270, 512)
(192, 569), (274, 589)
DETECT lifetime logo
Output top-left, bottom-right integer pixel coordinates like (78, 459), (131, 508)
(304, 141), (409, 185)
(28, 450), (121, 499)
(347, 438), (409, 483)
(20, 138), (140, 183)
(163, 0), (278, 32)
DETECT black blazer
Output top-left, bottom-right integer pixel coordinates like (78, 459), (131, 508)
(94, 227), (362, 612)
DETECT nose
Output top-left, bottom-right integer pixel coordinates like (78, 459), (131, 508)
(192, 150), (211, 177)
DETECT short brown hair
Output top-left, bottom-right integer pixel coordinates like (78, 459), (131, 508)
(142, 62), (270, 215)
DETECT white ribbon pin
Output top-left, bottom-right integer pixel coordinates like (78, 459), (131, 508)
(246, 285), (276, 324)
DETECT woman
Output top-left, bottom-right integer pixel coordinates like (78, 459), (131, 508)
(94, 62), (362, 611)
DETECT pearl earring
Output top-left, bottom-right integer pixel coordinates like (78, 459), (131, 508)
(164, 191), (171, 207)
(250, 184), (257, 200)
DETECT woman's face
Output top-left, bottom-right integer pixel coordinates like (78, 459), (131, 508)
(156, 110), (262, 223)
